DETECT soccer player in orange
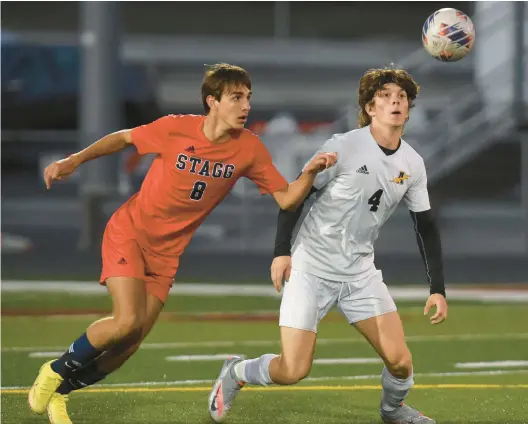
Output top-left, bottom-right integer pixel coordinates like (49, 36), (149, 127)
(29, 63), (337, 424)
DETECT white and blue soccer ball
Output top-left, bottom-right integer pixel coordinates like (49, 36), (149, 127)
(422, 8), (475, 62)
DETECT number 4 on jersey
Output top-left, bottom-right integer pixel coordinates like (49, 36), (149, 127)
(368, 189), (384, 212)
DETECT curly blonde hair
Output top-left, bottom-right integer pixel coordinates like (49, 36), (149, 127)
(357, 66), (420, 128)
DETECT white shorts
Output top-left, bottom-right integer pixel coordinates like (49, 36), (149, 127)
(279, 269), (397, 333)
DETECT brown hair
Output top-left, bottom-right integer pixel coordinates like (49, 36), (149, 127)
(201, 63), (252, 114)
(357, 66), (420, 128)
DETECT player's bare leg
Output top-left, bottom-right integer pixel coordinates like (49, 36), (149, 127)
(58, 291), (163, 387)
(208, 326), (316, 423)
(236, 325), (316, 386)
(28, 277), (147, 415)
(86, 277), (147, 349)
(354, 311), (435, 424)
(47, 292), (163, 423)
(268, 326), (316, 384)
(87, 292), (163, 374)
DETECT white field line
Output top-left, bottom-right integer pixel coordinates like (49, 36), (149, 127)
(3, 369), (528, 391)
(165, 354), (246, 361)
(162, 354), (381, 365)
(2, 281), (528, 302)
(7, 332), (528, 354)
(455, 360), (528, 369)
(28, 352), (64, 358)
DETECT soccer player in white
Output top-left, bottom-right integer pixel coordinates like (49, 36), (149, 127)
(209, 67), (448, 424)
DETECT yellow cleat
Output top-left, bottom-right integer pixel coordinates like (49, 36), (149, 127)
(47, 393), (73, 424)
(28, 360), (64, 414)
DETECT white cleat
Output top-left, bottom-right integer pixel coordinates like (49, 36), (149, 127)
(208, 356), (245, 423)
(380, 403), (436, 424)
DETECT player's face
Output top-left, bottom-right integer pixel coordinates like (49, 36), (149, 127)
(215, 85), (252, 130)
(368, 83), (409, 128)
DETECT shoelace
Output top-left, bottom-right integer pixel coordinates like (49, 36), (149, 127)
(40, 377), (61, 396)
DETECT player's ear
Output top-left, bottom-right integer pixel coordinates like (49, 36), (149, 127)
(206, 95), (218, 112)
(366, 102), (375, 118)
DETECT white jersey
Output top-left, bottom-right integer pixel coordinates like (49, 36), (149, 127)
(291, 126), (431, 283)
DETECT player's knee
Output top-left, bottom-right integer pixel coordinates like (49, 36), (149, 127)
(386, 350), (413, 379)
(113, 314), (144, 343)
(280, 361), (312, 385)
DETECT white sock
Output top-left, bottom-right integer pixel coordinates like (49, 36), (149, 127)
(380, 366), (414, 413)
(234, 354), (277, 386)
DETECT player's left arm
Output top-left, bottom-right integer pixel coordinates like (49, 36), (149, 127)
(404, 159), (448, 325)
(271, 153), (336, 211)
(246, 138), (336, 211)
(272, 134), (344, 210)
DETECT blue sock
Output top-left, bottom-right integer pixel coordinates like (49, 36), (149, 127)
(56, 361), (109, 395)
(51, 333), (101, 378)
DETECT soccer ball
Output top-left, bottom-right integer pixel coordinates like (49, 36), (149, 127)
(422, 8), (475, 62)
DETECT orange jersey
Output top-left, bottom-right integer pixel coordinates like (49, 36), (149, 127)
(118, 114), (288, 258)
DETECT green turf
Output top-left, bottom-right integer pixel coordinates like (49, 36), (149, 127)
(1, 292), (282, 314)
(3, 386), (528, 424)
(0, 291), (517, 314)
(2, 293), (528, 423)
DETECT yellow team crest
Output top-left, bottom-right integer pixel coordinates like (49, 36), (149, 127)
(391, 171), (409, 185)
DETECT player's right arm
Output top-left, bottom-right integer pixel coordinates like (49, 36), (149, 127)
(43, 129), (133, 189)
(44, 115), (174, 189)
(270, 134), (343, 291)
(271, 184), (318, 292)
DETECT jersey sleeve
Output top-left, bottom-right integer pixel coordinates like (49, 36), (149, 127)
(130, 115), (175, 156)
(246, 138), (288, 195)
(304, 134), (343, 190)
(404, 158), (431, 212)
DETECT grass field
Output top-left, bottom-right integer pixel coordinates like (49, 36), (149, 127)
(2, 289), (528, 423)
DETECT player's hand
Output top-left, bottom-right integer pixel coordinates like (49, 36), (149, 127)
(304, 152), (337, 175)
(270, 256), (292, 292)
(43, 156), (80, 189)
(424, 293), (448, 324)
